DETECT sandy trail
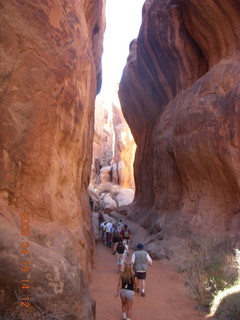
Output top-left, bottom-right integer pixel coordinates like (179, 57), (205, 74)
(91, 241), (207, 320)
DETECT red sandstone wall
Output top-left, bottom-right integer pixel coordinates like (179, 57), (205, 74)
(0, 1), (105, 318)
(119, 0), (240, 236)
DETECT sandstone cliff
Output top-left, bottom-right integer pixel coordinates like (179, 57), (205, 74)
(0, 1), (105, 319)
(91, 93), (136, 190)
(119, 0), (240, 237)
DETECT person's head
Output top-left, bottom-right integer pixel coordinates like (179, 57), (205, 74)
(136, 243), (144, 251)
(124, 224), (128, 229)
(121, 264), (133, 283)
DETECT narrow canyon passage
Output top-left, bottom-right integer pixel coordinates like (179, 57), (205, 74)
(91, 241), (207, 320)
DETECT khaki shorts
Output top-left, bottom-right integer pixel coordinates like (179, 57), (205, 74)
(120, 289), (134, 301)
(116, 252), (126, 265)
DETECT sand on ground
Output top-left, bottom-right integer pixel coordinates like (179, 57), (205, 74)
(91, 241), (207, 320)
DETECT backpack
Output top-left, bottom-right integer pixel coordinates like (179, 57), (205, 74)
(112, 229), (119, 238)
(117, 241), (125, 254)
(123, 229), (130, 239)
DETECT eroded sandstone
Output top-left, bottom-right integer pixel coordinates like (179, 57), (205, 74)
(0, 1), (105, 319)
(119, 0), (240, 237)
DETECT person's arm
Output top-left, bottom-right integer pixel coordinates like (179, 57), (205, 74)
(146, 253), (152, 266)
(115, 275), (122, 297)
(124, 242), (129, 255)
(129, 229), (132, 240)
(131, 253), (135, 264)
(112, 242), (118, 255)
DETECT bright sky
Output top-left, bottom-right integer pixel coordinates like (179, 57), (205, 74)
(98, 0), (145, 98)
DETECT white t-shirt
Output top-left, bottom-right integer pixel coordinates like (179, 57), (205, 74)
(105, 222), (112, 232)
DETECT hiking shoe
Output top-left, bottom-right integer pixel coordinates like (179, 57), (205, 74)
(141, 292), (145, 297)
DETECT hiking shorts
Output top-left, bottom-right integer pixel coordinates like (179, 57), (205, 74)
(116, 252), (126, 265)
(120, 289), (134, 301)
(135, 272), (147, 280)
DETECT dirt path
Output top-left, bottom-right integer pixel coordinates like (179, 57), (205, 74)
(91, 241), (207, 320)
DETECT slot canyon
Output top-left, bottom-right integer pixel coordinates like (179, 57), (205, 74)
(0, 1), (240, 320)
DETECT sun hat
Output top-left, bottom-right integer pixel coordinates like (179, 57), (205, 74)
(137, 243), (144, 250)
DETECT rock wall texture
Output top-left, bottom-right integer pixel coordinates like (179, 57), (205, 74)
(112, 92), (136, 190)
(119, 0), (240, 237)
(91, 94), (136, 190)
(0, 0), (105, 319)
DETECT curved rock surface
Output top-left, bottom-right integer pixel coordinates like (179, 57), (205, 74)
(119, 0), (240, 236)
(0, 1), (105, 319)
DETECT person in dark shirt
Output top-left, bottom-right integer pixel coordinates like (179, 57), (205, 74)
(116, 264), (135, 320)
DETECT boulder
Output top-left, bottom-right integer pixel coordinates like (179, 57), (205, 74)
(99, 165), (112, 183)
(103, 194), (118, 214)
(115, 188), (134, 207)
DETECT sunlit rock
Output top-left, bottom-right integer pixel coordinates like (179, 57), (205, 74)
(0, 0), (105, 318)
(119, 0), (240, 237)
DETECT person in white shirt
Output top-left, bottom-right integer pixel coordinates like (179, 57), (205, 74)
(105, 220), (112, 247)
(131, 243), (152, 297)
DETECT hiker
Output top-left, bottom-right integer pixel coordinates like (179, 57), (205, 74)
(117, 219), (123, 232)
(113, 235), (128, 273)
(105, 220), (113, 247)
(131, 243), (152, 297)
(115, 263), (135, 320)
(100, 221), (107, 241)
(120, 224), (132, 245)
(98, 210), (104, 231)
(89, 196), (94, 211)
(111, 223), (120, 248)
(99, 195), (105, 212)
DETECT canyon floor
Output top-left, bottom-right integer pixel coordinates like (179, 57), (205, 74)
(91, 239), (208, 320)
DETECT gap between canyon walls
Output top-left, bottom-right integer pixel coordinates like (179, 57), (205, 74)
(89, 89), (136, 213)
(119, 0), (240, 243)
(0, 1), (105, 319)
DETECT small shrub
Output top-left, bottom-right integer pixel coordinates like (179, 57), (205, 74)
(178, 238), (240, 312)
(97, 182), (120, 199)
(210, 284), (240, 320)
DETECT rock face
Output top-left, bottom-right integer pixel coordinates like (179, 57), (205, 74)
(91, 93), (136, 190)
(119, 0), (240, 236)
(112, 92), (136, 190)
(0, 1), (105, 319)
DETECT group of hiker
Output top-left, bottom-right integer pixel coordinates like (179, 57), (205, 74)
(97, 209), (152, 320)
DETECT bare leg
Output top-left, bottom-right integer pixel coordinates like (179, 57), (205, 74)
(139, 279), (145, 291)
(121, 299), (127, 319)
(135, 277), (139, 291)
(126, 300), (134, 319)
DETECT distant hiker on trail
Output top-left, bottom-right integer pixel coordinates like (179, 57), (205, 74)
(99, 195), (105, 212)
(117, 219), (123, 232)
(120, 224), (132, 245)
(100, 221), (107, 241)
(131, 243), (152, 297)
(111, 223), (120, 248)
(105, 220), (113, 247)
(113, 235), (129, 273)
(89, 197), (94, 211)
(115, 263), (135, 320)
(98, 210), (104, 231)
